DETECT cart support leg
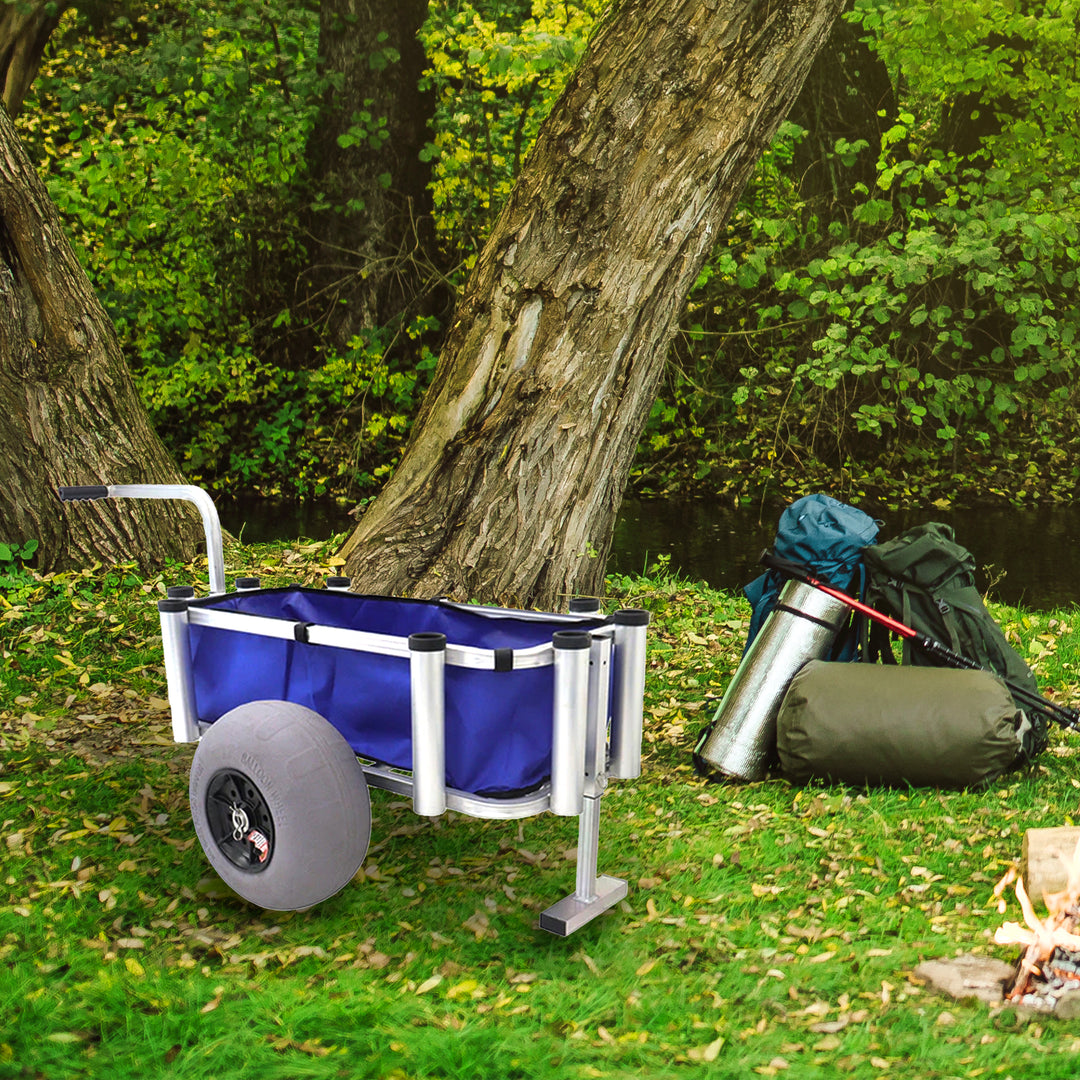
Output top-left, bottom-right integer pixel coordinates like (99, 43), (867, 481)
(538, 795), (627, 936)
(539, 632), (626, 935)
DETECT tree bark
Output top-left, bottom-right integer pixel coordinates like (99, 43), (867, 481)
(340, 0), (846, 609)
(302, 0), (439, 346)
(0, 0), (70, 116)
(0, 103), (198, 572)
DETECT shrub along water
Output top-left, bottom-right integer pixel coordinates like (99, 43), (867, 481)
(17, 0), (1080, 507)
(636, 1), (1080, 505)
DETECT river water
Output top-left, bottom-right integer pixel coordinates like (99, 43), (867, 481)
(218, 495), (1080, 611)
(609, 499), (1080, 611)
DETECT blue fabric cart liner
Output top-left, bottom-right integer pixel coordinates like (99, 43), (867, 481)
(186, 589), (608, 796)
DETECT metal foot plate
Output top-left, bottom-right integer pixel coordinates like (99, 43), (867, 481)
(538, 875), (628, 936)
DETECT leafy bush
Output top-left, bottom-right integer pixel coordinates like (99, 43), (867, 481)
(17, 0), (1080, 507)
(17, 2), (600, 500)
(419, 0), (604, 264)
(20, 2), (452, 499)
(635, 0), (1080, 505)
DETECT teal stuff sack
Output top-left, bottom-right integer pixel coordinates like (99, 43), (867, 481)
(744, 494), (879, 661)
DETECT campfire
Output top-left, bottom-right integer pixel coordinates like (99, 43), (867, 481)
(994, 836), (1080, 1011)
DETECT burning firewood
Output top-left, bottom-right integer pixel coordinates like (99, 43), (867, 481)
(994, 837), (1080, 1004)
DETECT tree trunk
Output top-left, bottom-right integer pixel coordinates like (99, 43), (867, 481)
(0, 0), (70, 116)
(0, 104), (198, 572)
(302, 0), (439, 345)
(340, 0), (846, 609)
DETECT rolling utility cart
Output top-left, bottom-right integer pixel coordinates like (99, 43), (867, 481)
(58, 484), (650, 936)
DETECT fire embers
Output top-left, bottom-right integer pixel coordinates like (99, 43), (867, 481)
(994, 839), (1080, 1011)
(1005, 946), (1080, 1013)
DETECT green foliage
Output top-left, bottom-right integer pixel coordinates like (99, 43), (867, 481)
(419, 0), (604, 264)
(0, 539), (38, 568)
(14, 1), (603, 500)
(140, 320), (437, 497)
(635, 0), (1080, 506)
(14, 0), (1080, 508)
(24, 2), (321, 374)
(0, 539), (39, 600)
(20, 1), (445, 500)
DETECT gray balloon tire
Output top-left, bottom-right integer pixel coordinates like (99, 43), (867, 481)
(189, 700), (371, 911)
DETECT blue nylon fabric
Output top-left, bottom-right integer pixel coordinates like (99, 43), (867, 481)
(186, 590), (606, 796)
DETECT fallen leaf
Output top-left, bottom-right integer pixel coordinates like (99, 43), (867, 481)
(809, 1019), (849, 1034)
(688, 1036), (724, 1062)
(462, 911), (492, 940)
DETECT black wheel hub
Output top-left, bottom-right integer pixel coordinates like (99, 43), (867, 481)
(204, 769), (275, 873)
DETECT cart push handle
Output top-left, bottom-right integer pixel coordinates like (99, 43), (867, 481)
(58, 483), (227, 595)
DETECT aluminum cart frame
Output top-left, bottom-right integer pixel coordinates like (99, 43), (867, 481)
(58, 484), (650, 936)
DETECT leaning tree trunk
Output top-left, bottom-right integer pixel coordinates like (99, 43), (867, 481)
(0, 104), (199, 572)
(340, 0), (846, 609)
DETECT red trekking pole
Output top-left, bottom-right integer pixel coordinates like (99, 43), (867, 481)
(761, 551), (1080, 733)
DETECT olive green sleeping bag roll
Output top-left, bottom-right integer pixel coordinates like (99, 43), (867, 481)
(776, 661), (1032, 788)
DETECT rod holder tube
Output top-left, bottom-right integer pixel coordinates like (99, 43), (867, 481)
(694, 579), (850, 782)
(157, 598), (200, 743)
(608, 608), (650, 779)
(409, 632), (447, 817)
(550, 630), (592, 816)
(568, 596), (602, 615)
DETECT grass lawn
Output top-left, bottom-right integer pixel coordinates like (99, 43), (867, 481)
(2, 538), (1080, 1079)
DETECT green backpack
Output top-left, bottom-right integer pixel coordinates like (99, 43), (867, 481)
(862, 522), (1041, 705)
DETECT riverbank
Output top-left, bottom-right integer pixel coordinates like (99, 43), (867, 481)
(214, 495), (1080, 612)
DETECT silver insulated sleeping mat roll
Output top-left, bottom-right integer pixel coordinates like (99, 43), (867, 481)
(694, 579), (850, 782)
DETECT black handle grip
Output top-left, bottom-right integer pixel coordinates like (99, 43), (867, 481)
(57, 485), (109, 502)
